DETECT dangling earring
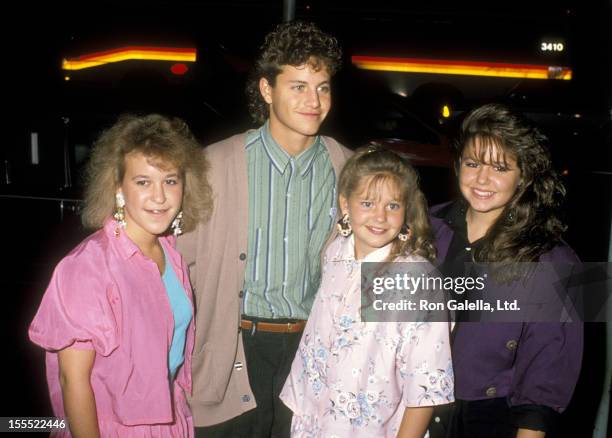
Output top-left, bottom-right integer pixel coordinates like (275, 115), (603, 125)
(172, 211), (184, 236)
(398, 224), (411, 242)
(114, 192), (126, 235)
(336, 213), (352, 237)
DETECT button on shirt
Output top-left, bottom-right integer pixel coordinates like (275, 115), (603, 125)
(28, 219), (195, 426)
(438, 201), (486, 323)
(242, 122), (336, 319)
(431, 201), (583, 432)
(280, 235), (454, 437)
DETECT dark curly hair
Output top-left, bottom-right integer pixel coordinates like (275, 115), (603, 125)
(246, 21), (342, 124)
(338, 144), (436, 262)
(456, 103), (567, 264)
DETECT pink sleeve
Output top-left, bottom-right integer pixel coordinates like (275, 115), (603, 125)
(28, 254), (119, 356)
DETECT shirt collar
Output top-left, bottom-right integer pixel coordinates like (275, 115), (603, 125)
(441, 199), (487, 248)
(103, 218), (176, 261)
(103, 218), (140, 259)
(260, 121), (322, 177)
(329, 235), (393, 263)
(295, 137), (322, 177)
(440, 200), (468, 233)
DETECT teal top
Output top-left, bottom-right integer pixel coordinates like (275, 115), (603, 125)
(162, 250), (192, 381)
(242, 121), (337, 319)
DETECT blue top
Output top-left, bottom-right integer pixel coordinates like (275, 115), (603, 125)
(162, 250), (193, 381)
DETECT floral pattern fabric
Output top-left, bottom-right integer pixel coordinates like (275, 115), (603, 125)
(280, 236), (454, 437)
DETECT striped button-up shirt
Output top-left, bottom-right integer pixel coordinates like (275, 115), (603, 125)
(242, 122), (337, 319)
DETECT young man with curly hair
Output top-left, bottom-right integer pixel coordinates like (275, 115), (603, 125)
(178, 21), (352, 437)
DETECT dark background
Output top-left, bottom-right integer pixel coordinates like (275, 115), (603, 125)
(2, 1), (610, 436)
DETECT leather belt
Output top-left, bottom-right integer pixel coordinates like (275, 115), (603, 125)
(240, 319), (306, 334)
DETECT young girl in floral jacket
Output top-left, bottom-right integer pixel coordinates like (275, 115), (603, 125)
(281, 146), (455, 437)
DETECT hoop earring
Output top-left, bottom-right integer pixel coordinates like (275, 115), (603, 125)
(336, 213), (352, 237)
(172, 211), (184, 236)
(398, 224), (411, 242)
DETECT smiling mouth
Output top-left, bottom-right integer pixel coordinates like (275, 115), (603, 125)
(472, 188), (495, 199)
(146, 209), (169, 215)
(366, 226), (387, 235)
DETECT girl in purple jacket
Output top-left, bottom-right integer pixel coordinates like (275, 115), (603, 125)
(429, 103), (583, 438)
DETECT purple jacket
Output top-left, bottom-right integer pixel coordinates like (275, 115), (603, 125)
(430, 203), (583, 412)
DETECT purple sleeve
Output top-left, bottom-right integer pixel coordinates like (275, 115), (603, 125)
(508, 321), (583, 411)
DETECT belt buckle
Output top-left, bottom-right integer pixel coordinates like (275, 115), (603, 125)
(287, 322), (292, 333)
(251, 321), (257, 335)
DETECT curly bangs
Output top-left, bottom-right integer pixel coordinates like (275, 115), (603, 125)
(246, 20), (342, 124)
(81, 114), (212, 232)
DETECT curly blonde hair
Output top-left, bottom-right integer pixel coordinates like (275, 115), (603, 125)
(81, 114), (212, 232)
(337, 144), (436, 262)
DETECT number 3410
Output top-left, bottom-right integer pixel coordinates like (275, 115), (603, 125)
(541, 42), (565, 52)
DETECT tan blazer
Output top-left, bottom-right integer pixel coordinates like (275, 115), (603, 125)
(177, 132), (352, 426)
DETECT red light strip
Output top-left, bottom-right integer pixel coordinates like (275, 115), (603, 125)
(62, 46), (197, 71)
(352, 55), (572, 80)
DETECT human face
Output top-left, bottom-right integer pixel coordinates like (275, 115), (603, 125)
(118, 152), (183, 246)
(459, 139), (521, 225)
(340, 176), (406, 260)
(260, 59), (331, 153)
